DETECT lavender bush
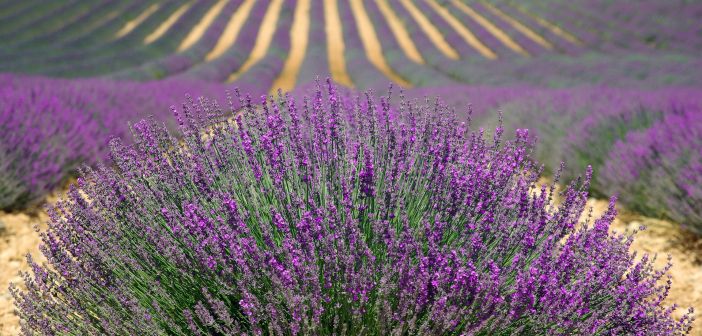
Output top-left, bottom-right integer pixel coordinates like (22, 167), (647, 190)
(12, 83), (693, 335)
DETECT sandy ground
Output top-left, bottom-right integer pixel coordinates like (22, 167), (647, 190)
(0, 193), (700, 335)
(586, 198), (702, 334)
(0, 210), (47, 335)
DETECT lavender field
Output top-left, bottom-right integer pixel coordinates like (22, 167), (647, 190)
(1, 1), (701, 335)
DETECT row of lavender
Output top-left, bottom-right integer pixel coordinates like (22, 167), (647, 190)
(488, 87), (702, 234)
(0, 74), (255, 210)
(11, 82), (693, 335)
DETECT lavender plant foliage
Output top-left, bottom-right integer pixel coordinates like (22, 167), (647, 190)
(12, 82), (692, 335)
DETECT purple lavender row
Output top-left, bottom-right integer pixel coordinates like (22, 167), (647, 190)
(563, 0), (702, 53)
(0, 78), (101, 210)
(39, 0), (140, 48)
(0, 0), (83, 48)
(601, 107), (702, 232)
(467, 1), (548, 57)
(86, 1), (219, 80)
(62, 1), (153, 48)
(386, 0), (471, 78)
(11, 81), (693, 335)
(0, 74), (240, 210)
(233, 0), (297, 93)
(336, 0), (391, 91)
(9, 0), (126, 51)
(426, 53), (702, 87)
(561, 1), (652, 53)
(412, 0), (485, 60)
(447, 1), (519, 59)
(359, 1), (702, 87)
(4, 0), (153, 68)
(295, 1), (330, 87)
(500, 1), (600, 50)
(488, 86), (702, 228)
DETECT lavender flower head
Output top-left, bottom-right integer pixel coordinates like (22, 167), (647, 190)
(12, 81), (693, 335)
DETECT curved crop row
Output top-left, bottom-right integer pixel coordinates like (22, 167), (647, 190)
(0, 74), (241, 211)
(231, 0), (295, 94)
(0, 81), (101, 209)
(493, 87), (702, 231)
(601, 108), (702, 233)
(295, 0), (331, 87)
(363, 0), (457, 87)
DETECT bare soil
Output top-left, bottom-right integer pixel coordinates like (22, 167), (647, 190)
(0, 210), (47, 335)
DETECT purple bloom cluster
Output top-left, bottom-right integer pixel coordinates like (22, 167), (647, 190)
(12, 82), (692, 335)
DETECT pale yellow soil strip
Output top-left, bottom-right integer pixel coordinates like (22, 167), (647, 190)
(78, 10), (122, 38)
(144, 1), (193, 44)
(205, 0), (256, 61)
(104, 10), (122, 24)
(399, 0), (459, 60)
(509, 2), (582, 45)
(178, 0), (228, 52)
(227, 0), (284, 83)
(425, 0), (496, 59)
(270, 0), (311, 93)
(349, 0), (412, 87)
(374, 0), (424, 64)
(479, 1), (553, 50)
(324, 0), (354, 87)
(450, 0), (529, 56)
(114, 3), (160, 39)
(0, 211), (48, 336)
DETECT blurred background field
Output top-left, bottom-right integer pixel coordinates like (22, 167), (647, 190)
(1, 0), (701, 334)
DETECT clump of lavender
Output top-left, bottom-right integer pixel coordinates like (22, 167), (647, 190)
(601, 107), (702, 233)
(12, 82), (693, 335)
